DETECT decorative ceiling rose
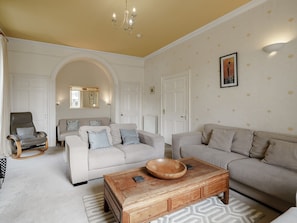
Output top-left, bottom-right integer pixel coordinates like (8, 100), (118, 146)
(112, 0), (137, 32)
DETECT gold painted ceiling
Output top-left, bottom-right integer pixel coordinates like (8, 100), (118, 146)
(0, 0), (251, 57)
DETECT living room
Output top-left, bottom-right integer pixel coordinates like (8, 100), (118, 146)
(0, 0), (296, 222)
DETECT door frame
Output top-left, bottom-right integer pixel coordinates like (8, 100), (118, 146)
(161, 70), (191, 143)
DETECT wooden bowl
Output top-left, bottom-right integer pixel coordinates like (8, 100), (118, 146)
(146, 158), (187, 180)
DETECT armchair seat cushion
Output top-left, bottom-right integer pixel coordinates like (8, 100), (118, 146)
(21, 137), (47, 147)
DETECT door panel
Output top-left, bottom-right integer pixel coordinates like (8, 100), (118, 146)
(119, 82), (141, 127)
(11, 76), (49, 134)
(162, 73), (189, 145)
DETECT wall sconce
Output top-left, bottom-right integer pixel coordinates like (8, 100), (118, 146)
(149, 86), (155, 94)
(262, 42), (286, 54)
(56, 101), (60, 106)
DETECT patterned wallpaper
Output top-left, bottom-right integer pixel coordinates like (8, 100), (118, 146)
(144, 0), (297, 135)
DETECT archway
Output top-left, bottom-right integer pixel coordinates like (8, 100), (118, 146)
(48, 54), (119, 146)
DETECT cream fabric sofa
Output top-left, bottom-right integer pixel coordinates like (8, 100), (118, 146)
(272, 192), (297, 222)
(57, 117), (111, 146)
(65, 123), (165, 185)
(172, 123), (297, 212)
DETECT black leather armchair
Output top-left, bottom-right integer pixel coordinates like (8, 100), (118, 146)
(7, 112), (48, 159)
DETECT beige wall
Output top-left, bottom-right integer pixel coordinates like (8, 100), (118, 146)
(8, 38), (144, 146)
(144, 0), (297, 135)
(56, 60), (113, 122)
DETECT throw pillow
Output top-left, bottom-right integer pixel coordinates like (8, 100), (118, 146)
(88, 129), (111, 149)
(89, 120), (101, 126)
(79, 126), (112, 144)
(208, 128), (235, 152)
(120, 128), (140, 145)
(262, 139), (297, 171)
(249, 134), (270, 159)
(66, 120), (79, 131)
(16, 127), (35, 139)
(110, 123), (137, 145)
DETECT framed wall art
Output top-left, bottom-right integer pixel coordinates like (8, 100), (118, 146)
(219, 52), (238, 88)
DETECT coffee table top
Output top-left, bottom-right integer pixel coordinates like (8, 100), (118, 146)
(104, 157), (228, 207)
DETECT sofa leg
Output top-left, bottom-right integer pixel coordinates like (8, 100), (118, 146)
(73, 181), (88, 186)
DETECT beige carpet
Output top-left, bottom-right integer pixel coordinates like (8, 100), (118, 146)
(0, 146), (280, 223)
(83, 192), (265, 223)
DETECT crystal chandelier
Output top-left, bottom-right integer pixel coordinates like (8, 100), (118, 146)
(112, 0), (137, 32)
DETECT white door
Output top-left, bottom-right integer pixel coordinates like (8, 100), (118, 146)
(11, 75), (49, 134)
(119, 82), (141, 127)
(162, 73), (189, 145)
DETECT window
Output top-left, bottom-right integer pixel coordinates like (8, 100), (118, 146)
(70, 86), (99, 108)
(70, 89), (80, 108)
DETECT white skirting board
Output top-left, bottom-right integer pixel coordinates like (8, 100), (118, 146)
(143, 115), (158, 134)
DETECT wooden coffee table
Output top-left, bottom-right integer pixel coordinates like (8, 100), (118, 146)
(104, 157), (229, 223)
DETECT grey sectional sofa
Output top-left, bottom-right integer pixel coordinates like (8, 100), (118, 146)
(65, 123), (165, 185)
(172, 123), (297, 212)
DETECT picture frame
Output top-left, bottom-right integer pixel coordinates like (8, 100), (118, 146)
(219, 52), (238, 88)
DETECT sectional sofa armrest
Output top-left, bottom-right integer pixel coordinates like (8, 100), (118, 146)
(138, 130), (165, 158)
(65, 135), (89, 185)
(172, 131), (202, 159)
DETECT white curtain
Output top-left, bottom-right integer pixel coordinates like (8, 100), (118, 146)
(0, 35), (11, 157)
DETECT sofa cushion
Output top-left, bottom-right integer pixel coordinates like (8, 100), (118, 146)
(120, 129), (140, 145)
(110, 123), (137, 145)
(79, 117), (110, 127)
(58, 117), (110, 133)
(79, 126), (112, 144)
(262, 139), (297, 171)
(66, 120), (79, 131)
(88, 129), (111, 149)
(228, 158), (297, 204)
(88, 147), (125, 170)
(181, 144), (247, 169)
(202, 124), (253, 156)
(60, 131), (79, 140)
(116, 143), (157, 164)
(89, 120), (101, 126)
(208, 128), (235, 152)
(250, 131), (297, 159)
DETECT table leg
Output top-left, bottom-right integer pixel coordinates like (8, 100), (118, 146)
(104, 199), (110, 212)
(221, 190), (229, 204)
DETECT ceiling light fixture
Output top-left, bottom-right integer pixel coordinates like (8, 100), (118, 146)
(112, 0), (137, 32)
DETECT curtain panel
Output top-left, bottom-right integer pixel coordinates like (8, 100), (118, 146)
(0, 35), (11, 157)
